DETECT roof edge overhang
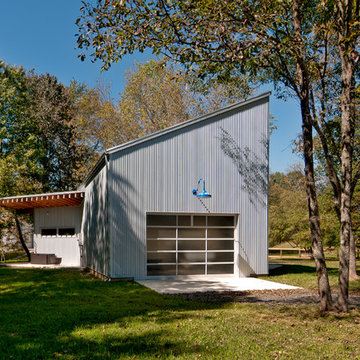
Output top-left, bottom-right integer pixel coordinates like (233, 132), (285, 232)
(0, 190), (85, 211)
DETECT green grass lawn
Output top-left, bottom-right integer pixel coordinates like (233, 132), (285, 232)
(0, 266), (359, 360)
(266, 257), (360, 291)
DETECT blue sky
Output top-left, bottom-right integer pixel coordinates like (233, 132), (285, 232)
(1, 0), (302, 173)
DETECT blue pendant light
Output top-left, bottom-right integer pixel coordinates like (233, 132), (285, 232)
(192, 178), (212, 198)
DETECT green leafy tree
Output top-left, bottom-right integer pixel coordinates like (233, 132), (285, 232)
(0, 61), (41, 195)
(26, 73), (94, 191)
(269, 170), (310, 249)
(1, 62), (95, 194)
(0, 62), (42, 258)
(70, 79), (120, 154)
(270, 168), (340, 251)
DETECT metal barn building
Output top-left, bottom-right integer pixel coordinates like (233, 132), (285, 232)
(0, 92), (270, 279)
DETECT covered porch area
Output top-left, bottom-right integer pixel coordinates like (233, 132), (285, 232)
(0, 191), (84, 266)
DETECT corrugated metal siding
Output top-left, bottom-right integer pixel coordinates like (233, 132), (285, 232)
(34, 206), (82, 266)
(34, 206), (83, 233)
(108, 96), (269, 279)
(81, 164), (109, 276)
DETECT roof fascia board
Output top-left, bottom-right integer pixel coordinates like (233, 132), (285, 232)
(0, 190), (84, 202)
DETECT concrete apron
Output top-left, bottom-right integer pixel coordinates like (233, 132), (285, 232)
(137, 276), (300, 294)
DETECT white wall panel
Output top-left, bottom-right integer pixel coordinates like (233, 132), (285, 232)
(34, 206), (82, 266)
(35, 237), (81, 267)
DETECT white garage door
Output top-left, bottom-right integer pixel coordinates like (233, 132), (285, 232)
(147, 214), (235, 276)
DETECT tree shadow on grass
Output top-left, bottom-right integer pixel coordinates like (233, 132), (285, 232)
(0, 268), (223, 359)
(2, 328), (208, 360)
(269, 264), (316, 276)
(269, 264), (339, 277)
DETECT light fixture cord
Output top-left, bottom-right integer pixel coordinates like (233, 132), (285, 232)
(197, 197), (211, 213)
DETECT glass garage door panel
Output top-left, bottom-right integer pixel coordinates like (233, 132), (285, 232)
(147, 214), (235, 276)
(147, 240), (176, 251)
(178, 252), (205, 263)
(178, 215), (191, 226)
(178, 228), (205, 238)
(207, 228), (233, 238)
(178, 265), (205, 275)
(147, 252), (176, 264)
(178, 240), (205, 251)
(147, 215), (176, 226)
(147, 228), (176, 239)
(207, 252), (234, 263)
(207, 264), (234, 274)
(147, 265), (176, 276)
(207, 240), (234, 251)
(208, 216), (234, 227)
(194, 216), (206, 226)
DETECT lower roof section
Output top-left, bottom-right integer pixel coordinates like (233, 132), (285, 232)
(0, 191), (84, 210)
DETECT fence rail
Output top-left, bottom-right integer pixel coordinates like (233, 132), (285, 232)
(268, 247), (307, 258)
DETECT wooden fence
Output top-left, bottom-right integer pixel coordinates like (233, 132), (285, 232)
(268, 247), (307, 258)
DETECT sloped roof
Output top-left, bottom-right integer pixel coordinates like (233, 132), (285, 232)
(84, 92), (271, 185)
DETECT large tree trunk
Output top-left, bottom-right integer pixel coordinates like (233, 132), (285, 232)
(302, 101), (333, 311)
(349, 227), (359, 280)
(337, 90), (353, 311)
(337, 87), (353, 311)
(336, 0), (355, 313)
(293, 0), (333, 311)
(324, 193), (357, 282)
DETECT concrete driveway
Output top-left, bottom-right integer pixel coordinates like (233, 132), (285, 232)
(137, 276), (300, 294)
